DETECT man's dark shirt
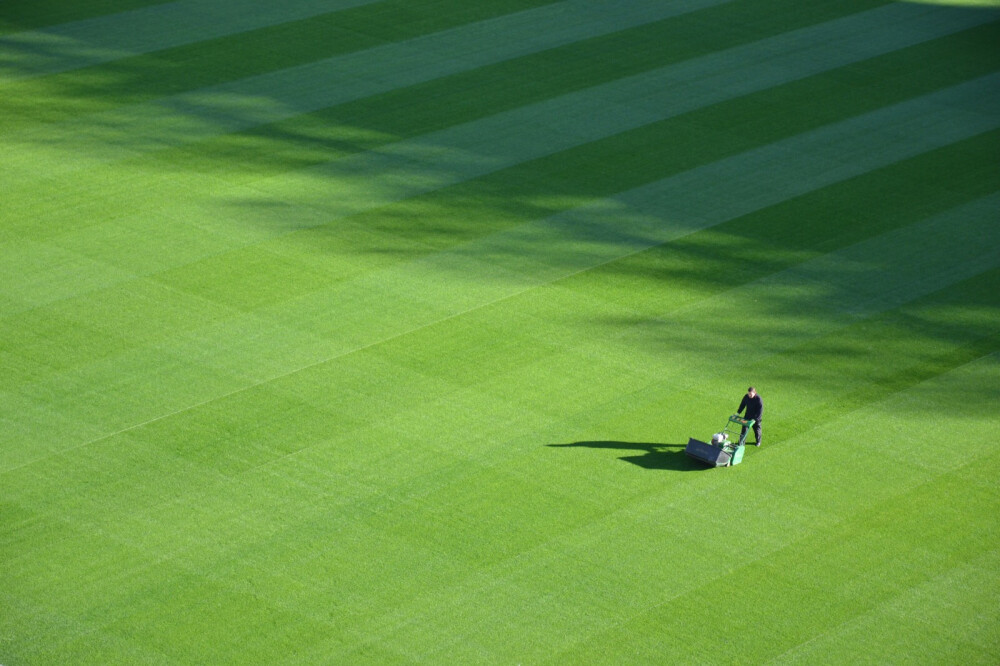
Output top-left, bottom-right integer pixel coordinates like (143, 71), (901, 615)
(738, 394), (763, 421)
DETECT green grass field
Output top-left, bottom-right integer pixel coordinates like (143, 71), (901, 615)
(2, 0), (999, 663)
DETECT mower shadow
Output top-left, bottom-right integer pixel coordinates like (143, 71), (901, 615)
(548, 441), (704, 472)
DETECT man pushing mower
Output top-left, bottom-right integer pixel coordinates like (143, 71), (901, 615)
(683, 386), (765, 467)
(736, 386), (763, 447)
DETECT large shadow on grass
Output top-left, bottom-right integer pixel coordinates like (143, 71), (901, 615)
(549, 441), (704, 472)
(6, 0), (998, 422)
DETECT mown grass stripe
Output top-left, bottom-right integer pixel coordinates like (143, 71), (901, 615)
(381, 82), (1000, 293)
(1, 0), (733, 181)
(769, 529), (1000, 664)
(5, 13), (986, 293)
(0, 0), (389, 81)
(0, 0), (562, 128)
(199, 7), (1000, 220)
(34, 2), (984, 245)
(363, 17), (999, 250)
(765, 302), (1000, 448)
(726, 194), (999, 325)
(250, 75), (1000, 335)
(328, 133), (1000, 410)
(133, 0), (892, 173)
(0, 0), (171, 35)
(564, 127), (1000, 318)
(11, 1), (955, 246)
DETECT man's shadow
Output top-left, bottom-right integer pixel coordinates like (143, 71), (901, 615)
(548, 441), (702, 471)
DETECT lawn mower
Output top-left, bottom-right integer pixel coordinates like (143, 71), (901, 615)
(684, 414), (756, 467)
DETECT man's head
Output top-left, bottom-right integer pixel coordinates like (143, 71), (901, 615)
(747, 387), (756, 398)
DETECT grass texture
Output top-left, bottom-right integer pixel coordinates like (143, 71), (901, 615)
(2, 0), (999, 663)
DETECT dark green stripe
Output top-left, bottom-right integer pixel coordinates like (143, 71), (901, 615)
(0, 0), (561, 127)
(571, 129), (1000, 310)
(0, 0), (170, 35)
(149, 0), (894, 176)
(336, 22), (1000, 250)
(769, 274), (1000, 443)
(315, 0), (892, 141)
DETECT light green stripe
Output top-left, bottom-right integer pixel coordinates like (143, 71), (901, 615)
(2, 0), (733, 181)
(485, 75), (1000, 280)
(8, 2), (987, 236)
(710, 193), (1000, 326)
(750, 195), (1000, 317)
(262, 74), (1000, 357)
(0, 0), (387, 83)
(175, 6), (998, 238)
(771, 545), (1000, 664)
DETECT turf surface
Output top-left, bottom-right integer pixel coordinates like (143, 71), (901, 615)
(2, 0), (999, 663)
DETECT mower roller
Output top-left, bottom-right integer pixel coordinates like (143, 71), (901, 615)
(685, 414), (756, 467)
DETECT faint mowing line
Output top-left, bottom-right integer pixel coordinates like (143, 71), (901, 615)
(767, 612), (867, 664)
(0, 280), (531, 473)
(546, 457), (992, 665)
